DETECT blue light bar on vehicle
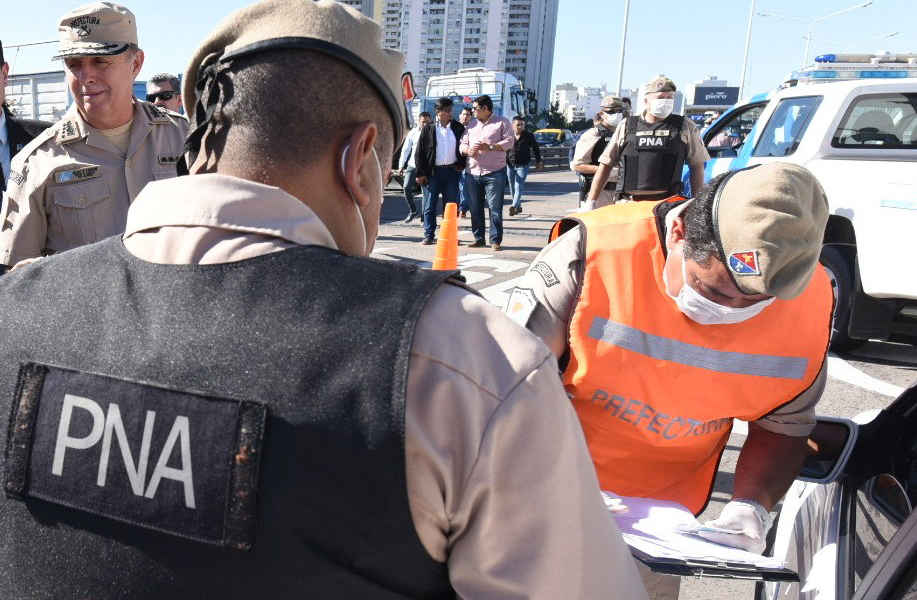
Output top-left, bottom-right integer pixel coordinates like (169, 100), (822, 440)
(815, 54), (837, 63)
(859, 70), (909, 78)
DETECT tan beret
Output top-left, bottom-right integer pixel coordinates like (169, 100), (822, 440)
(601, 95), (624, 110)
(644, 77), (676, 94)
(714, 163), (829, 300)
(183, 0), (407, 145)
(52, 2), (137, 60)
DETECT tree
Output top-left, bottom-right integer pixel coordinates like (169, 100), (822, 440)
(528, 101), (567, 130)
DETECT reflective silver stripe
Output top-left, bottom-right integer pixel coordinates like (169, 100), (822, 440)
(587, 318), (809, 379)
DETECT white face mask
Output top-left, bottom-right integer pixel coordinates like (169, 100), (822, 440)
(340, 142), (382, 256)
(649, 98), (675, 119)
(603, 112), (623, 127)
(664, 255), (775, 325)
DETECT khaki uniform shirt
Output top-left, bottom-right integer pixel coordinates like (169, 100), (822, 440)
(118, 174), (647, 600)
(0, 99), (188, 266)
(572, 125), (620, 182)
(513, 202), (826, 437)
(597, 111), (710, 184)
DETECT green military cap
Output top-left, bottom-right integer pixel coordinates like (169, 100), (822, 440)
(713, 163), (829, 300)
(644, 77), (676, 94)
(601, 95), (624, 110)
(52, 2), (138, 60)
(182, 0), (408, 148)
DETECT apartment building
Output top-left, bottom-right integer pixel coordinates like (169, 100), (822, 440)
(340, 0), (559, 113)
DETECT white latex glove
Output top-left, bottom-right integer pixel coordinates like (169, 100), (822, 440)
(601, 491), (629, 515)
(697, 499), (770, 554)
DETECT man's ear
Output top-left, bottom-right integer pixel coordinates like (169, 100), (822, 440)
(339, 121), (378, 208)
(131, 49), (145, 78)
(668, 215), (686, 250)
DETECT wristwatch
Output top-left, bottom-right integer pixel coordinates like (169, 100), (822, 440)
(488, 143), (494, 151)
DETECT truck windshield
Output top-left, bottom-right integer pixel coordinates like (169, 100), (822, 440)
(421, 95), (505, 120)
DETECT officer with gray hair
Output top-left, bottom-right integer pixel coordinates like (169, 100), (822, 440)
(0, 1), (646, 598)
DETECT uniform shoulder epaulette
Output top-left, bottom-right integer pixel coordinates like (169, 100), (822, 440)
(55, 116), (85, 145)
(141, 100), (179, 124)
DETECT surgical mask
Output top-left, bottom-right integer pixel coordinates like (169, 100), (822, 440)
(664, 255), (775, 325)
(340, 142), (382, 256)
(603, 112), (623, 127)
(649, 98), (675, 119)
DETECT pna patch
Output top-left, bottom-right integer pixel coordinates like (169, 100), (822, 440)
(728, 251), (762, 276)
(4, 363), (267, 550)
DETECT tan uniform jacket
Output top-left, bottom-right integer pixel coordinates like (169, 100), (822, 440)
(572, 125), (619, 182)
(511, 202), (827, 437)
(112, 173), (647, 600)
(0, 99), (188, 266)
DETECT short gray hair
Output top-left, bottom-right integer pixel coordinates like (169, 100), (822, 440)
(147, 72), (181, 93)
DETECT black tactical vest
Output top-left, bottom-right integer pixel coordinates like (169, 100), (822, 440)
(0, 238), (458, 600)
(620, 114), (687, 194)
(589, 125), (616, 166)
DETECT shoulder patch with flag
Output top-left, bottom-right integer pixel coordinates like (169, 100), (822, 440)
(728, 250), (761, 276)
(504, 287), (538, 327)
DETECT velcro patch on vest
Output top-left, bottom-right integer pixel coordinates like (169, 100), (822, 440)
(8, 170), (24, 186)
(54, 166), (100, 184)
(504, 287), (538, 327)
(158, 155), (180, 165)
(4, 363), (267, 550)
(728, 251), (762, 276)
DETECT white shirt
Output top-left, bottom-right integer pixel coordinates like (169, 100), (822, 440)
(398, 127), (422, 170)
(0, 110), (10, 186)
(435, 119), (458, 166)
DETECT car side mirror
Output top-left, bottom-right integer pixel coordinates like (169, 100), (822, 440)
(798, 417), (857, 483)
(866, 473), (913, 524)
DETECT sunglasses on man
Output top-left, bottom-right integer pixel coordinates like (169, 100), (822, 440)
(602, 108), (623, 115)
(146, 91), (179, 103)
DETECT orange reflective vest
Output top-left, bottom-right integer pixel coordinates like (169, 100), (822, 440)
(552, 200), (832, 514)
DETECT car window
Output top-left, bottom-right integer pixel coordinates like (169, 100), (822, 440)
(853, 477), (906, 591)
(706, 103), (765, 149)
(832, 93), (917, 149)
(752, 96), (822, 157)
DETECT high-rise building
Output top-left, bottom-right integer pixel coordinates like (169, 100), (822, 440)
(339, 0), (559, 114)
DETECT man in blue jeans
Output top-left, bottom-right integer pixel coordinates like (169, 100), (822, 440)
(457, 107), (474, 218)
(415, 97), (465, 245)
(460, 95), (514, 250)
(506, 116), (543, 216)
(396, 111), (432, 223)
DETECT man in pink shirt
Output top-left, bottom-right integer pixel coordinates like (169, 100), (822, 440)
(460, 95), (514, 250)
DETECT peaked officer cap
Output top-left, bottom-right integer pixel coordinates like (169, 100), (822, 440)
(712, 163), (829, 300)
(53, 2), (138, 60)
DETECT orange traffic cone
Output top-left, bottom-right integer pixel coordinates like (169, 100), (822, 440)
(432, 202), (459, 270)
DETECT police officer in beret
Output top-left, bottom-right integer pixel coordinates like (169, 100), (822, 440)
(0, 2), (188, 270)
(587, 77), (708, 205)
(0, 1), (645, 598)
(508, 162), (832, 598)
(572, 95), (626, 211)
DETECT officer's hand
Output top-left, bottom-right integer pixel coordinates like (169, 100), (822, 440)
(416, 175), (428, 186)
(535, 162), (545, 172)
(10, 257), (46, 272)
(601, 491), (629, 516)
(697, 500), (769, 554)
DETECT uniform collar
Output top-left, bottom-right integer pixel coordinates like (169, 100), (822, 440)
(0, 110), (7, 148)
(123, 173), (338, 250)
(58, 99), (161, 156)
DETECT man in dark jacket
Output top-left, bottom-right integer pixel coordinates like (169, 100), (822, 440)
(0, 41), (52, 193)
(414, 96), (465, 244)
(505, 116), (543, 216)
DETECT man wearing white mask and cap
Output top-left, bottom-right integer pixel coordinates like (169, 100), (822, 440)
(508, 162), (833, 599)
(572, 94), (626, 210)
(587, 77), (708, 205)
(0, 1), (646, 598)
(0, 2), (188, 270)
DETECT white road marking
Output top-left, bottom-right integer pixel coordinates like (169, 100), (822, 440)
(826, 352), (905, 398)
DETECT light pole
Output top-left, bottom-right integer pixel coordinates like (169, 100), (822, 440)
(844, 31), (899, 53)
(758, 1), (873, 67)
(615, 0), (631, 97)
(738, 0), (756, 100)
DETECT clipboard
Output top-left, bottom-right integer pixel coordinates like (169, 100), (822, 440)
(605, 494), (799, 582)
(631, 547), (799, 582)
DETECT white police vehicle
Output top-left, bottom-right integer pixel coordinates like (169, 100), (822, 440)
(686, 54), (917, 351)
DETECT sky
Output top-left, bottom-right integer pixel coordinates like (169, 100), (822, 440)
(3, 0), (915, 101)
